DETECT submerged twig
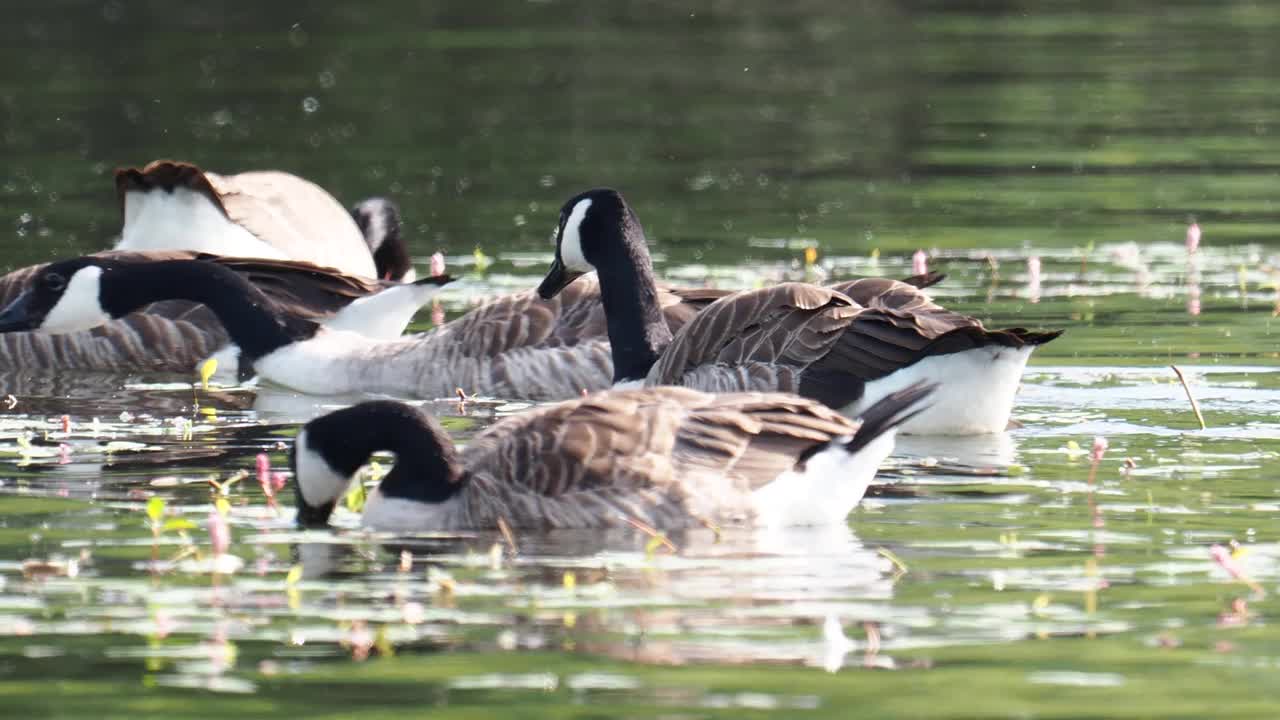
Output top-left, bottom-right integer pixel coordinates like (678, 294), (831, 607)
(496, 516), (518, 555)
(621, 516), (678, 553)
(1170, 365), (1207, 430)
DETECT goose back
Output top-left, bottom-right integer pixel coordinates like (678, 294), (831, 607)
(116, 161), (376, 276)
(645, 283), (858, 393)
(451, 387), (863, 529)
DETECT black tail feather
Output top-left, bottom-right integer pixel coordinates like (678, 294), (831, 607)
(900, 271), (947, 289)
(841, 382), (937, 455)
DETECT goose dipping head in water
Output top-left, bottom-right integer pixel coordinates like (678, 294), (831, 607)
(289, 383), (934, 532)
(537, 187), (1062, 435)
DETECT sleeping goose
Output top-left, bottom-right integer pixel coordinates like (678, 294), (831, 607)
(114, 160), (416, 281)
(291, 383), (934, 531)
(0, 256), (717, 397)
(0, 252), (451, 373)
(536, 188), (1062, 435)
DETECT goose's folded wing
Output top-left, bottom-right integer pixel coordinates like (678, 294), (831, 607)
(204, 169), (374, 274)
(460, 388), (860, 517)
(200, 254), (388, 319)
(670, 391), (862, 490)
(810, 279), (1061, 380)
(646, 283), (857, 388)
(437, 276), (712, 359)
(661, 286), (733, 333)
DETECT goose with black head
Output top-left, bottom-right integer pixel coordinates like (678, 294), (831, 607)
(290, 384), (934, 531)
(537, 187), (1062, 435)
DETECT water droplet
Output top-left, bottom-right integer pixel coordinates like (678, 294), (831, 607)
(318, 70), (336, 89)
(289, 24), (308, 48)
(301, 97), (319, 114)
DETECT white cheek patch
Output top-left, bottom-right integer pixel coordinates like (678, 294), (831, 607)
(41, 266), (111, 334)
(294, 429), (355, 507)
(354, 198), (389, 251)
(558, 198), (594, 272)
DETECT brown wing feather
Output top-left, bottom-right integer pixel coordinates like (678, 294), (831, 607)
(647, 283), (857, 386)
(813, 278), (1061, 381)
(458, 388), (860, 527)
(205, 169), (373, 271)
(440, 275), (719, 359)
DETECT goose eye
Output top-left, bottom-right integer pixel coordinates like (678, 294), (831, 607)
(44, 273), (66, 292)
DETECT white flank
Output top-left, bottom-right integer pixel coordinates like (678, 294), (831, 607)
(202, 345), (244, 383)
(116, 188), (289, 259)
(253, 329), (378, 395)
(293, 429), (354, 507)
(324, 283), (442, 339)
(41, 266), (111, 334)
(845, 346), (1035, 435)
(558, 198), (594, 272)
(611, 378), (645, 391)
(750, 430), (896, 526)
(400, 267), (418, 282)
(362, 487), (460, 532)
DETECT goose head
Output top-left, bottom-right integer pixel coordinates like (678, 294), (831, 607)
(291, 400), (463, 528)
(350, 197), (415, 282)
(0, 258), (122, 334)
(538, 187), (647, 299)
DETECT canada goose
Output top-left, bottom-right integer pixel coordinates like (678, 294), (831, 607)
(290, 383), (934, 531)
(537, 188), (1062, 435)
(0, 251), (451, 373)
(0, 255), (718, 398)
(350, 198), (416, 282)
(114, 160), (416, 281)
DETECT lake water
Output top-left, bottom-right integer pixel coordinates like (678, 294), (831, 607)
(3, 2), (1280, 717)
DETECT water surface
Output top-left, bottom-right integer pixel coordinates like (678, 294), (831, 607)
(3, 2), (1280, 717)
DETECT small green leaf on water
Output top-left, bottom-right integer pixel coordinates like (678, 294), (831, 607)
(346, 482), (367, 513)
(473, 247), (492, 272)
(199, 358), (218, 391)
(644, 534), (666, 558)
(285, 564), (303, 586)
(161, 518), (197, 532)
(146, 497), (165, 523)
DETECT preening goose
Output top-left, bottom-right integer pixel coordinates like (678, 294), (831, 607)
(291, 383), (934, 531)
(0, 252), (451, 373)
(0, 257), (709, 398)
(114, 160), (416, 281)
(350, 198), (416, 282)
(537, 188), (1062, 434)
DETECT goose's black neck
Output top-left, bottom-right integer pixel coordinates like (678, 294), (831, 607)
(308, 401), (464, 504)
(595, 222), (673, 383)
(102, 260), (316, 360)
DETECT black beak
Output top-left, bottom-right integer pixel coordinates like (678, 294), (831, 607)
(412, 273), (456, 288)
(537, 257), (583, 300)
(0, 291), (38, 332)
